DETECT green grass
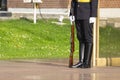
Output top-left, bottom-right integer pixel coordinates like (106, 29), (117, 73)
(0, 19), (79, 59)
(0, 19), (120, 59)
(100, 26), (120, 57)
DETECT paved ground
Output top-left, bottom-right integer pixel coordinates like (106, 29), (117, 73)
(0, 59), (120, 80)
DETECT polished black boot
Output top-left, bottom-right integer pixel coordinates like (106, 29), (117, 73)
(81, 43), (93, 68)
(72, 42), (85, 68)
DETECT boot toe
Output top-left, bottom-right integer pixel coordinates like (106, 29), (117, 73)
(72, 62), (83, 68)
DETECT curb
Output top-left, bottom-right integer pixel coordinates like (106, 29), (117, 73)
(97, 57), (120, 67)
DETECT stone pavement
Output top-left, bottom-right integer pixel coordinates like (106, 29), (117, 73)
(0, 59), (120, 80)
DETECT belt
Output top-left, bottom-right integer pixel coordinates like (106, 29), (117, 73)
(76, 0), (91, 2)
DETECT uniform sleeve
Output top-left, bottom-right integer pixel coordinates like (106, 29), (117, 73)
(70, 0), (76, 16)
(90, 0), (98, 17)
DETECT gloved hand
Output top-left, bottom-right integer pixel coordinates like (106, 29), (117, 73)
(89, 17), (96, 23)
(69, 16), (75, 24)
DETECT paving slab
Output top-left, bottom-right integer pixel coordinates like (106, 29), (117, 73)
(0, 59), (120, 80)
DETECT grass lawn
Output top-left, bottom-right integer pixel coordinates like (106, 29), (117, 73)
(100, 26), (120, 57)
(0, 19), (120, 60)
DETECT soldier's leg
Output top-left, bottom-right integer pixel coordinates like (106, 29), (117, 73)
(72, 20), (85, 68)
(81, 20), (93, 68)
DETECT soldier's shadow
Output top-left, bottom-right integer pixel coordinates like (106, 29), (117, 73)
(12, 60), (68, 68)
(37, 62), (68, 67)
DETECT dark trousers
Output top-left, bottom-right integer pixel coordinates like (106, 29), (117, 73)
(75, 20), (93, 43)
(75, 20), (93, 67)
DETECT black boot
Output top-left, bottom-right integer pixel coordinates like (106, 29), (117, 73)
(81, 43), (93, 68)
(72, 42), (85, 68)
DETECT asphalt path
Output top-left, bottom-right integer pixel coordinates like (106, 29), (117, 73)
(0, 59), (120, 80)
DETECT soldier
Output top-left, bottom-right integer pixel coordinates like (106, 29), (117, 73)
(69, 0), (98, 68)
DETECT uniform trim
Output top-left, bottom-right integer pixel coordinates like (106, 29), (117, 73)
(76, 0), (91, 2)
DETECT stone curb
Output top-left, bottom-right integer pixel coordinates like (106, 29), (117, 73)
(97, 57), (120, 67)
(100, 18), (120, 28)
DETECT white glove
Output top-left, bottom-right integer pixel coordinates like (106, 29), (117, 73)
(89, 17), (96, 23)
(69, 16), (75, 24)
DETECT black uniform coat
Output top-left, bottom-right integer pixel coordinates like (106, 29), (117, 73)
(72, 0), (98, 20)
